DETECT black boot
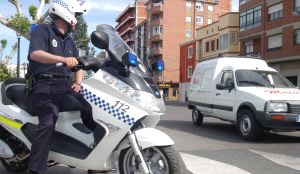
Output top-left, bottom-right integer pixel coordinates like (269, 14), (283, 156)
(92, 125), (105, 148)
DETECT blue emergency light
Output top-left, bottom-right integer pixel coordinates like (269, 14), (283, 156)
(122, 52), (138, 67)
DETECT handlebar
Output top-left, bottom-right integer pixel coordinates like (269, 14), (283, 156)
(56, 56), (102, 72)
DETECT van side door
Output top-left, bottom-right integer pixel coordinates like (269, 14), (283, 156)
(213, 70), (236, 121)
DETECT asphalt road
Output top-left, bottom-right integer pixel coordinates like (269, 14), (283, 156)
(2, 102), (300, 174)
(161, 102), (300, 174)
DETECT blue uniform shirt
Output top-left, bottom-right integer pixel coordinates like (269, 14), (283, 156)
(27, 23), (79, 77)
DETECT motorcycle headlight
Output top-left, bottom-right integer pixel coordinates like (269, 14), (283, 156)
(102, 72), (165, 113)
(268, 102), (288, 113)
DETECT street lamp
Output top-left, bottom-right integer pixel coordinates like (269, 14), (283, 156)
(16, 32), (21, 78)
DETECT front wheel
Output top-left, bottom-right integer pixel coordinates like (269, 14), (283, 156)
(119, 146), (185, 174)
(237, 109), (262, 140)
(1, 157), (28, 172)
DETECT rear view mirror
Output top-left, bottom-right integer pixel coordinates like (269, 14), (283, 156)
(216, 83), (226, 90)
(91, 31), (109, 50)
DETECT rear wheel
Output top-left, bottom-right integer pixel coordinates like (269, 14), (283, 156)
(192, 108), (203, 126)
(237, 109), (262, 140)
(119, 146), (185, 174)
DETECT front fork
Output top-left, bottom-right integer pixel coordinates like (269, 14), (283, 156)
(127, 130), (150, 174)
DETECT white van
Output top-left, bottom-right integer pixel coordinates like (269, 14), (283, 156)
(188, 57), (300, 140)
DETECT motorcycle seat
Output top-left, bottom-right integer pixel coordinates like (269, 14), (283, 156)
(6, 84), (83, 116)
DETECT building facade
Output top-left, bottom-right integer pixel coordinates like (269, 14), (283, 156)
(179, 12), (240, 102)
(144, 0), (231, 101)
(115, 1), (147, 49)
(239, 0), (300, 86)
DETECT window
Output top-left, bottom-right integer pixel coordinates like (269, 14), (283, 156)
(208, 18), (213, 24)
(269, 3), (283, 21)
(230, 32), (238, 44)
(186, 2), (192, 9)
(211, 40), (215, 51)
(205, 42), (210, 52)
(152, 26), (163, 35)
(221, 71), (233, 85)
(186, 16), (192, 22)
(220, 34), (228, 50)
(188, 46), (193, 58)
(296, 0), (300, 12)
(153, 42), (162, 48)
(196, 2), (203, 11)
(240, 6), (261, 31)
(172, 89), (177, 97)
(188, 66), (193, 78)
(208, 5), (213, 11)
(196, 16), (204, 25)
(286, 76), (298, 86)
(240, 0), (248, 5)
(253, 6), (261, 26)
(216, 39), (219, 50)
(295, 29), (300, 44)
(186, 30), (192, 37)
(246, 45), (253, 56)
(268, 34), (282, 50)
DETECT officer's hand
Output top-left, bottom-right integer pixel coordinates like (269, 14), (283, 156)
(64, 57), (78, 67)
(72, 83), (81, 93)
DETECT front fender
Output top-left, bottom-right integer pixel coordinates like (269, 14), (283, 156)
(134, 128), (174, 149)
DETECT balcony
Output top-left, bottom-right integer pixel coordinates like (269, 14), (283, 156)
(152, 3), (163, 14)
(119, 26), (134, 37)
(151, 34), (163, 42)
(152, 47), (163, 56)
(152, 18), (163, 26)
(115, 15), (135, 30)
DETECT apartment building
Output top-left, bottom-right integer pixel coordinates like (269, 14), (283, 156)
(134, 20), (148, 66)
(179, 12), (240, 102)
(239, 0), (300, 86)
(145, 0), (231, 101)
(115, 1), (147, 49)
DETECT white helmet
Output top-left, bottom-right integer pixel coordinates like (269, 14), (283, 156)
(49, 0), (90, 26)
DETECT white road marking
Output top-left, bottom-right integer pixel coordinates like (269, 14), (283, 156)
(180, 153), (251, 174)
(250, 149), (300, 171)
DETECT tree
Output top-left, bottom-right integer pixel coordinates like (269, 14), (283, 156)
(0, 39), (17, 65)
(72, 16), (95, 56)
(0, 0), (50, 40)
(0, 64), (14, 81)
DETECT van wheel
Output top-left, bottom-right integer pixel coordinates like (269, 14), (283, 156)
(192, 108), (203, 126)
(238, 109), (262, 140)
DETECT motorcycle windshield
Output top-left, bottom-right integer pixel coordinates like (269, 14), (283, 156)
(95, 24), (161, 98)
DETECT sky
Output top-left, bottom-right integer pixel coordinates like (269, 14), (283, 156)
(0, 0), (239, 64)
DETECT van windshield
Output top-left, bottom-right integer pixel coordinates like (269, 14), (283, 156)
(236, 70), (295, 88)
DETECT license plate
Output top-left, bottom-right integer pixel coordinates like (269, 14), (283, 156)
(297, 115), (300, 122)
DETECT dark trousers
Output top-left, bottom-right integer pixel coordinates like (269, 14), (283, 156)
(28, 80), (96, 171)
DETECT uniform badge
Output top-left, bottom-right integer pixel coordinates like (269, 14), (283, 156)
(52, 39), (58, 47)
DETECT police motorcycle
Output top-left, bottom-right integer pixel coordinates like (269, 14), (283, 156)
(0, 24), (186, 174)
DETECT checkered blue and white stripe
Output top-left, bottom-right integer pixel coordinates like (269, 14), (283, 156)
(53, 0), (68, 9)
(81, 87), (136, 126)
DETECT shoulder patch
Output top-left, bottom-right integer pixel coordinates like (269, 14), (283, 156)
(52, 39), (58, 47)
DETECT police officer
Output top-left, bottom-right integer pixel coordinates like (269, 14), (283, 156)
(26, 0), (96, 173)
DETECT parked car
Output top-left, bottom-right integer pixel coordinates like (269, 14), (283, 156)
(188, 57), (300, 140)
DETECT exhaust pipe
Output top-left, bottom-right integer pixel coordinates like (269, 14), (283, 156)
(0, 139), (14, 158)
